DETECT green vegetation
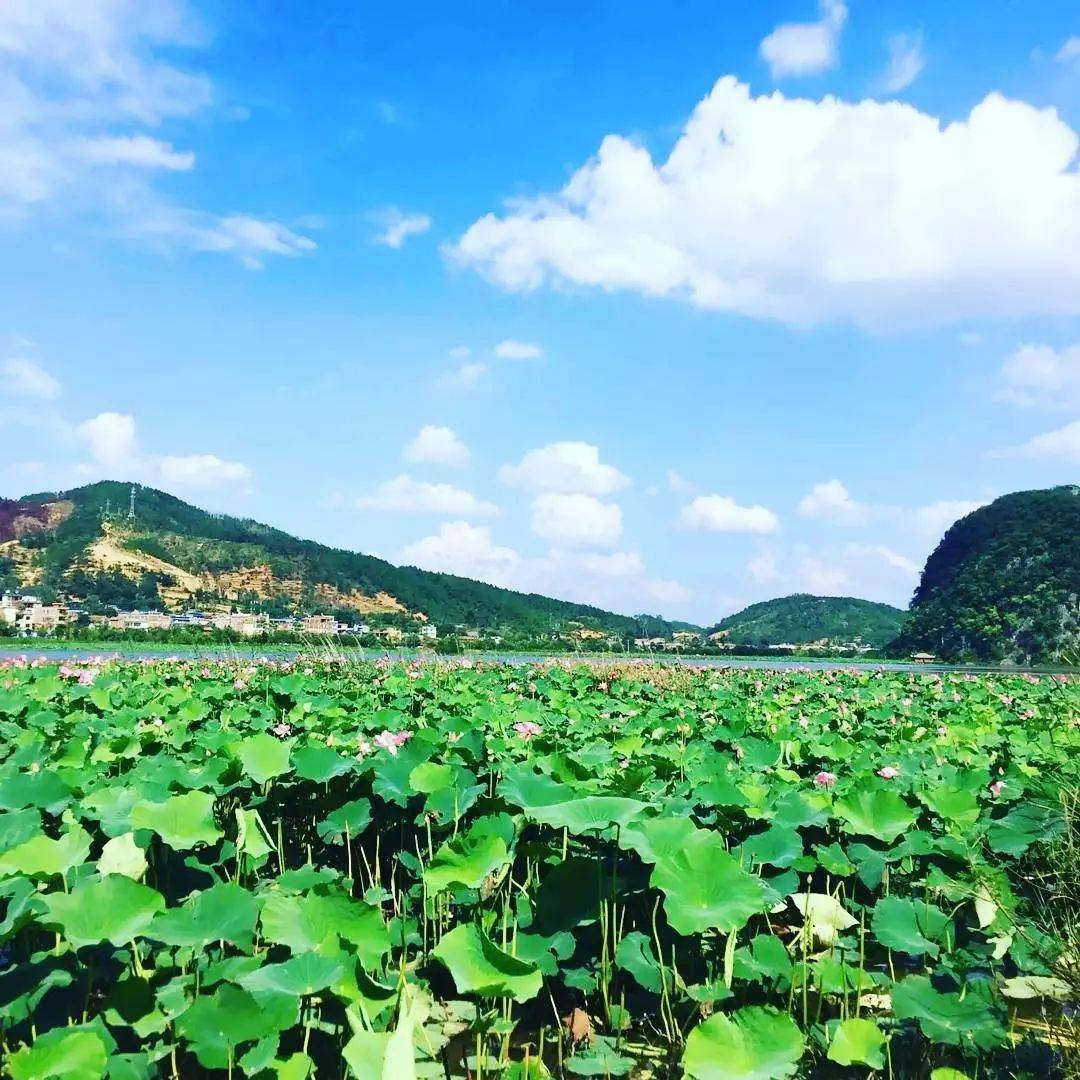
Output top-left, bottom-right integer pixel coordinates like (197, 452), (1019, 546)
(897, 486), (1080, 664)
(0, 656), (1076, 1076)
(708, 594), (906, 649)
(9, 481), (688, 637)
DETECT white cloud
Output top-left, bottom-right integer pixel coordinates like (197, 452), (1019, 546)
(679, 494), (780, 534)
(798, 479), (873, 526)
(1, 357), (60, 399)
(642, 578), (693, 605)
(371, 207), (432, 249)
(881, 32), (925, 93)
(0, 1), (314, 266)
(990, 419), (1080, 464)
(1056, 37), (1080, 63)
(440, 361), (488, 391)
(75, 134), (194, 170)
(405, 425), (470, 467)
(797, 555), (852, 594)
(451, 78), (1080, 328)
(759, 0), (847, 79)
(578, 550), (646, 577)
(159, 454), (251, 490)
(530, 493), (622, 547)
(666, 469), (695, 494)
(748, 551), (780, 583)
(999, 343), (1080, 409)
(911, 499), (986, 538)
(846, 543), (920, 576)
(494, 339), (543, 360)
(500, 441), (630, 495)
(77, 411), (140, 468)
(400, 521), (520, 585)
(355, 474), (499, 517)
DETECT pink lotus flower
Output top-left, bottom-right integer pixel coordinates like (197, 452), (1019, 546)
(272, 722), (292, 738)
(513, 721), (542, 740)
(233, 679), (247, 691)
(374, 730), (411, 755)
(989, 780), (1006, 797)
(813, 771), (837, 789)
(77, 669), (97, 686)
(877, 765), (900, 780)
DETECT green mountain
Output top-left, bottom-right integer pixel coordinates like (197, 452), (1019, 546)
(707, 594), (906, 648)
(0, 481), (685, 637)
(895, 485), (1080, 663)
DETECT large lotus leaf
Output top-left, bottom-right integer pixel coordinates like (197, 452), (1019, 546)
(1000, 975), (1071, 1001)
(497, 766), (576, 810)
(231, 733), (294, 784)
(316, 799), (372, 843)
(131, 790), (223, 850)
(919, 785), (980, 829)
(0, 809), (43, 853)
(652, 830), (769, 936)
(892, 976), (1008, 1050)
(0, 770), (71, 813)
(790, 893), (857, 946)
(0, 823), (91, 880)
(615, 931), (664, 993)
(237, 953), (346, 997)
(733, 934), (792, 986)
(97, 832), (147, 880)
(424, 817), (511, 893)
(43, 875), (165, 948)
(565, 1035), (634, 1076)
(769, 791), (830, 830)
(7, 1026), (108, 1080)
(150, 883), (260, 949)
(871, 896), (949, 957)
(174, 985), (285, 1069)
(683, 1006), (804, 1080)
(835, 787), (917, 843)
(827, 1018), (886, 1069)
(987, 804), (1056, 856)
(617, 816), (698, 865)
(431, 923), (542, 1003)
(739, 826), (803, 869)
(524, 796), (647, 835)
(812, 957), (883, 995)
(292, 744), (353, 782)
(260, 892), (389, 968)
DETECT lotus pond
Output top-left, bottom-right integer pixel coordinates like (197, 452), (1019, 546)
(0, 657), (1076, 1079)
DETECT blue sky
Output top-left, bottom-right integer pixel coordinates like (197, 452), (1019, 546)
(0, 1), (1077, 624)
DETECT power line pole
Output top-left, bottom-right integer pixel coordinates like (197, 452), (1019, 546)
(128, 486), (136, 520)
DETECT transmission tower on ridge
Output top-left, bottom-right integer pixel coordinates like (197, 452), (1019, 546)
(128, 486), (137, 520)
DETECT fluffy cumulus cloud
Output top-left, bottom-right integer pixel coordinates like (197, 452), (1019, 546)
(845, 543), (920, 577)
(990, 419), (1080, 464)
(679, 494), (779, 534)
(399, 521), (520, 584)
(881, 32), (925, 93)
(759, 0), (847, 79)
(499, 441), (630, 495)
(0, 0), (314, 264)
(494, 339), (543, 360)
(999, 343), (1080, 409)
(1, 357), (60, 399)
(75, 410), (251, 490)
(355, 474), (499, 517)
(797, 554), (852, 594)
(530, 493), (622, 547)
(405, 425), (470, 467)
(371, 207), (432, 249)
(798, 479), (873, 526)
(911, 499), (986, 538)
(451, 78), (1080, 328)
(748, 551), (780, 584)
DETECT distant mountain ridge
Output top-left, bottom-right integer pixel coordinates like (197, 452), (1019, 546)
(0, 481), (687, 636)
(707, 594), (906, 648)
(897, 485), (1080, 663)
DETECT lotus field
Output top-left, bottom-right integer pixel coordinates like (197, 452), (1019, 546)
(0, 657), (1077, 1079)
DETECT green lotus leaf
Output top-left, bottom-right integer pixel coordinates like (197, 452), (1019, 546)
(683, 1006), (804, 1080)
(615, 931), (664, 993)
(0, 809), (43, 853)
(42, 875), (165, 948)
(811, 957), (883, 995)
(1000, 975), (1071, 1001)
(919, 784), (980, 829)
(533, 857), (608, 933)
(566, 1035), (634, 1076)
(150, 882), (260, 949)
(291, 744), (353, 782)
(739, 826), (803, 869)
(987, 804), (1056, 856)
(733, 934), (792, 986)
(524, 795), (647, 835)
(96, 832), (147, 880)
(892, 976), (1007, 1049)
(8, 1026), (108, 1080)
(174, 985), (285, 1069)
(237, 952), (346, 996)
(131, 790), (223, 850)
(618, 816), (698, 865)
(316, 798), (372, 843)
(652, 829), (769, 936)
(827, 1018), (886, 1069)
(260, 891), (389, 968)
(424, 817), (511, 893)
(835, 786), (917, 843)
(0, 770), (72, 813)
(0, 823), (91, 880)
(231, 733), (294, 784)
(431, 923), (543, 1002)
(871, 896), (949, 957)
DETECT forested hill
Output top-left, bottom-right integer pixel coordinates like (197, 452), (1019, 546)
(707, 594), (906, 648)
(0, 481), (685, 636)
(896, 486), (1080, 663)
